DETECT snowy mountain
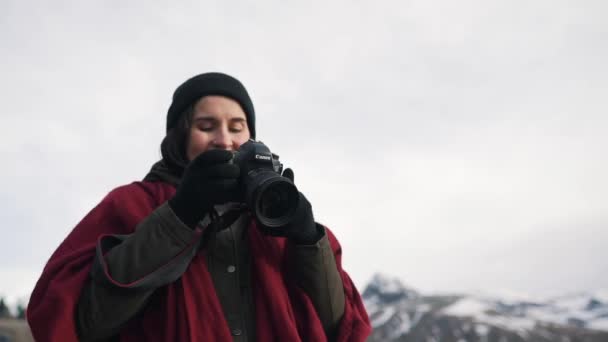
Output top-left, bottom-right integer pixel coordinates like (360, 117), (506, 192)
(363, 273), (608, 342)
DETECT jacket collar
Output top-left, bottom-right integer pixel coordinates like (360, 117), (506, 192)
(143, 160), (181, 187)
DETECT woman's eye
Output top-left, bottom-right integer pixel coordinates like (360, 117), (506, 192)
(230, 124), (244, 133)
(198, 125), (214, 132)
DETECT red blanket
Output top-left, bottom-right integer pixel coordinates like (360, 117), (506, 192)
(27, 181), (371, 341)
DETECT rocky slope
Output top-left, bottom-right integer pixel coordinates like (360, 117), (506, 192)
(363, 273), (608, 342)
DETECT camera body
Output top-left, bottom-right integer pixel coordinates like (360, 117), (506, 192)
(231, 140), (299, 228)
(232, 139), (284, 179)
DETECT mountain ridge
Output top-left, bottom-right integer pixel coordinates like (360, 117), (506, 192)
(363, 273), (608, 342)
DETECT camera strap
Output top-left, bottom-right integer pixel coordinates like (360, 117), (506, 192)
(199, 205), (248, 249)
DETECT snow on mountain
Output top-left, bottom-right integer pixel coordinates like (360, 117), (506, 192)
(363, 273), (608, 341)
(363, 273), (419, 304)
(363, 273), (445, 341)
(442, 296), (537, 334)
(441, 290), (608, 333)
(589, 317), (608, 331)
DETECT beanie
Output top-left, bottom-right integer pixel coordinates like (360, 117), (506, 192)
(166, 72), (256, 139)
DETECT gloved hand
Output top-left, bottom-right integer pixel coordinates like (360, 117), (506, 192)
(260, 168), (323, 244)
(168, 149), (240, 228)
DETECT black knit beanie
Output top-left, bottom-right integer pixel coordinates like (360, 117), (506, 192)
(167, 72), (256, 139)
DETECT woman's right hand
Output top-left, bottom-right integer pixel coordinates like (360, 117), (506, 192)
(168, 149), (240, 228)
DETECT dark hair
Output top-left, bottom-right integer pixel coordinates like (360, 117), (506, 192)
(160, 105), (195, 177)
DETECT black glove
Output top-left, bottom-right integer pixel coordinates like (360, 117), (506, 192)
(169, 149), (240, 228)
(260, 168), (323, 244)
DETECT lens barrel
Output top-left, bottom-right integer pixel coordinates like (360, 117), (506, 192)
(245, 170), (299, 227)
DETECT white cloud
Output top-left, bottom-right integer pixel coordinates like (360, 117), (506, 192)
(1, 0), (607, 300)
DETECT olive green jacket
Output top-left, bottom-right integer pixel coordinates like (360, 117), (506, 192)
(76, 164), (345, 341)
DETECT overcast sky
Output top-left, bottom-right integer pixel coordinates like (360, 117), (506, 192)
(1, 0), (607, 305)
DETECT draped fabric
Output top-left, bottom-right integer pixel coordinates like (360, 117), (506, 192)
(27, 181), (371, 341)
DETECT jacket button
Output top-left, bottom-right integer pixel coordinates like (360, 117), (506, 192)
(232, 328), (242, 336)
(227, 265), (236, 273)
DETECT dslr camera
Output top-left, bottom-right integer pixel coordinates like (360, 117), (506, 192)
(231, 140), (299, 228)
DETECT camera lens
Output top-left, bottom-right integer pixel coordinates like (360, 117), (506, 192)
(259, 182), (297, 219)
(249, 174), (299, 228)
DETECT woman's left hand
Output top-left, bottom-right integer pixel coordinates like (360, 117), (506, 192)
(259, 168), (323, 244)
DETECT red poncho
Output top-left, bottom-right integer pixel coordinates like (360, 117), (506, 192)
(27, 181), (371, 341)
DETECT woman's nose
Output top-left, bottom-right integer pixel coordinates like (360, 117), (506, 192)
(212, 129), (232, 150)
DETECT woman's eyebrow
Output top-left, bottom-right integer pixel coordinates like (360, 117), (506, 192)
(193, 117), (216, 122)
(193, 117), (245, 122)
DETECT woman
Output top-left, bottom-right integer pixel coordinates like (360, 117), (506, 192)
(27, 72), (371, 341)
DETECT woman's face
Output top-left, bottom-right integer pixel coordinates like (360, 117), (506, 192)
(186, 95), (251, 161)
